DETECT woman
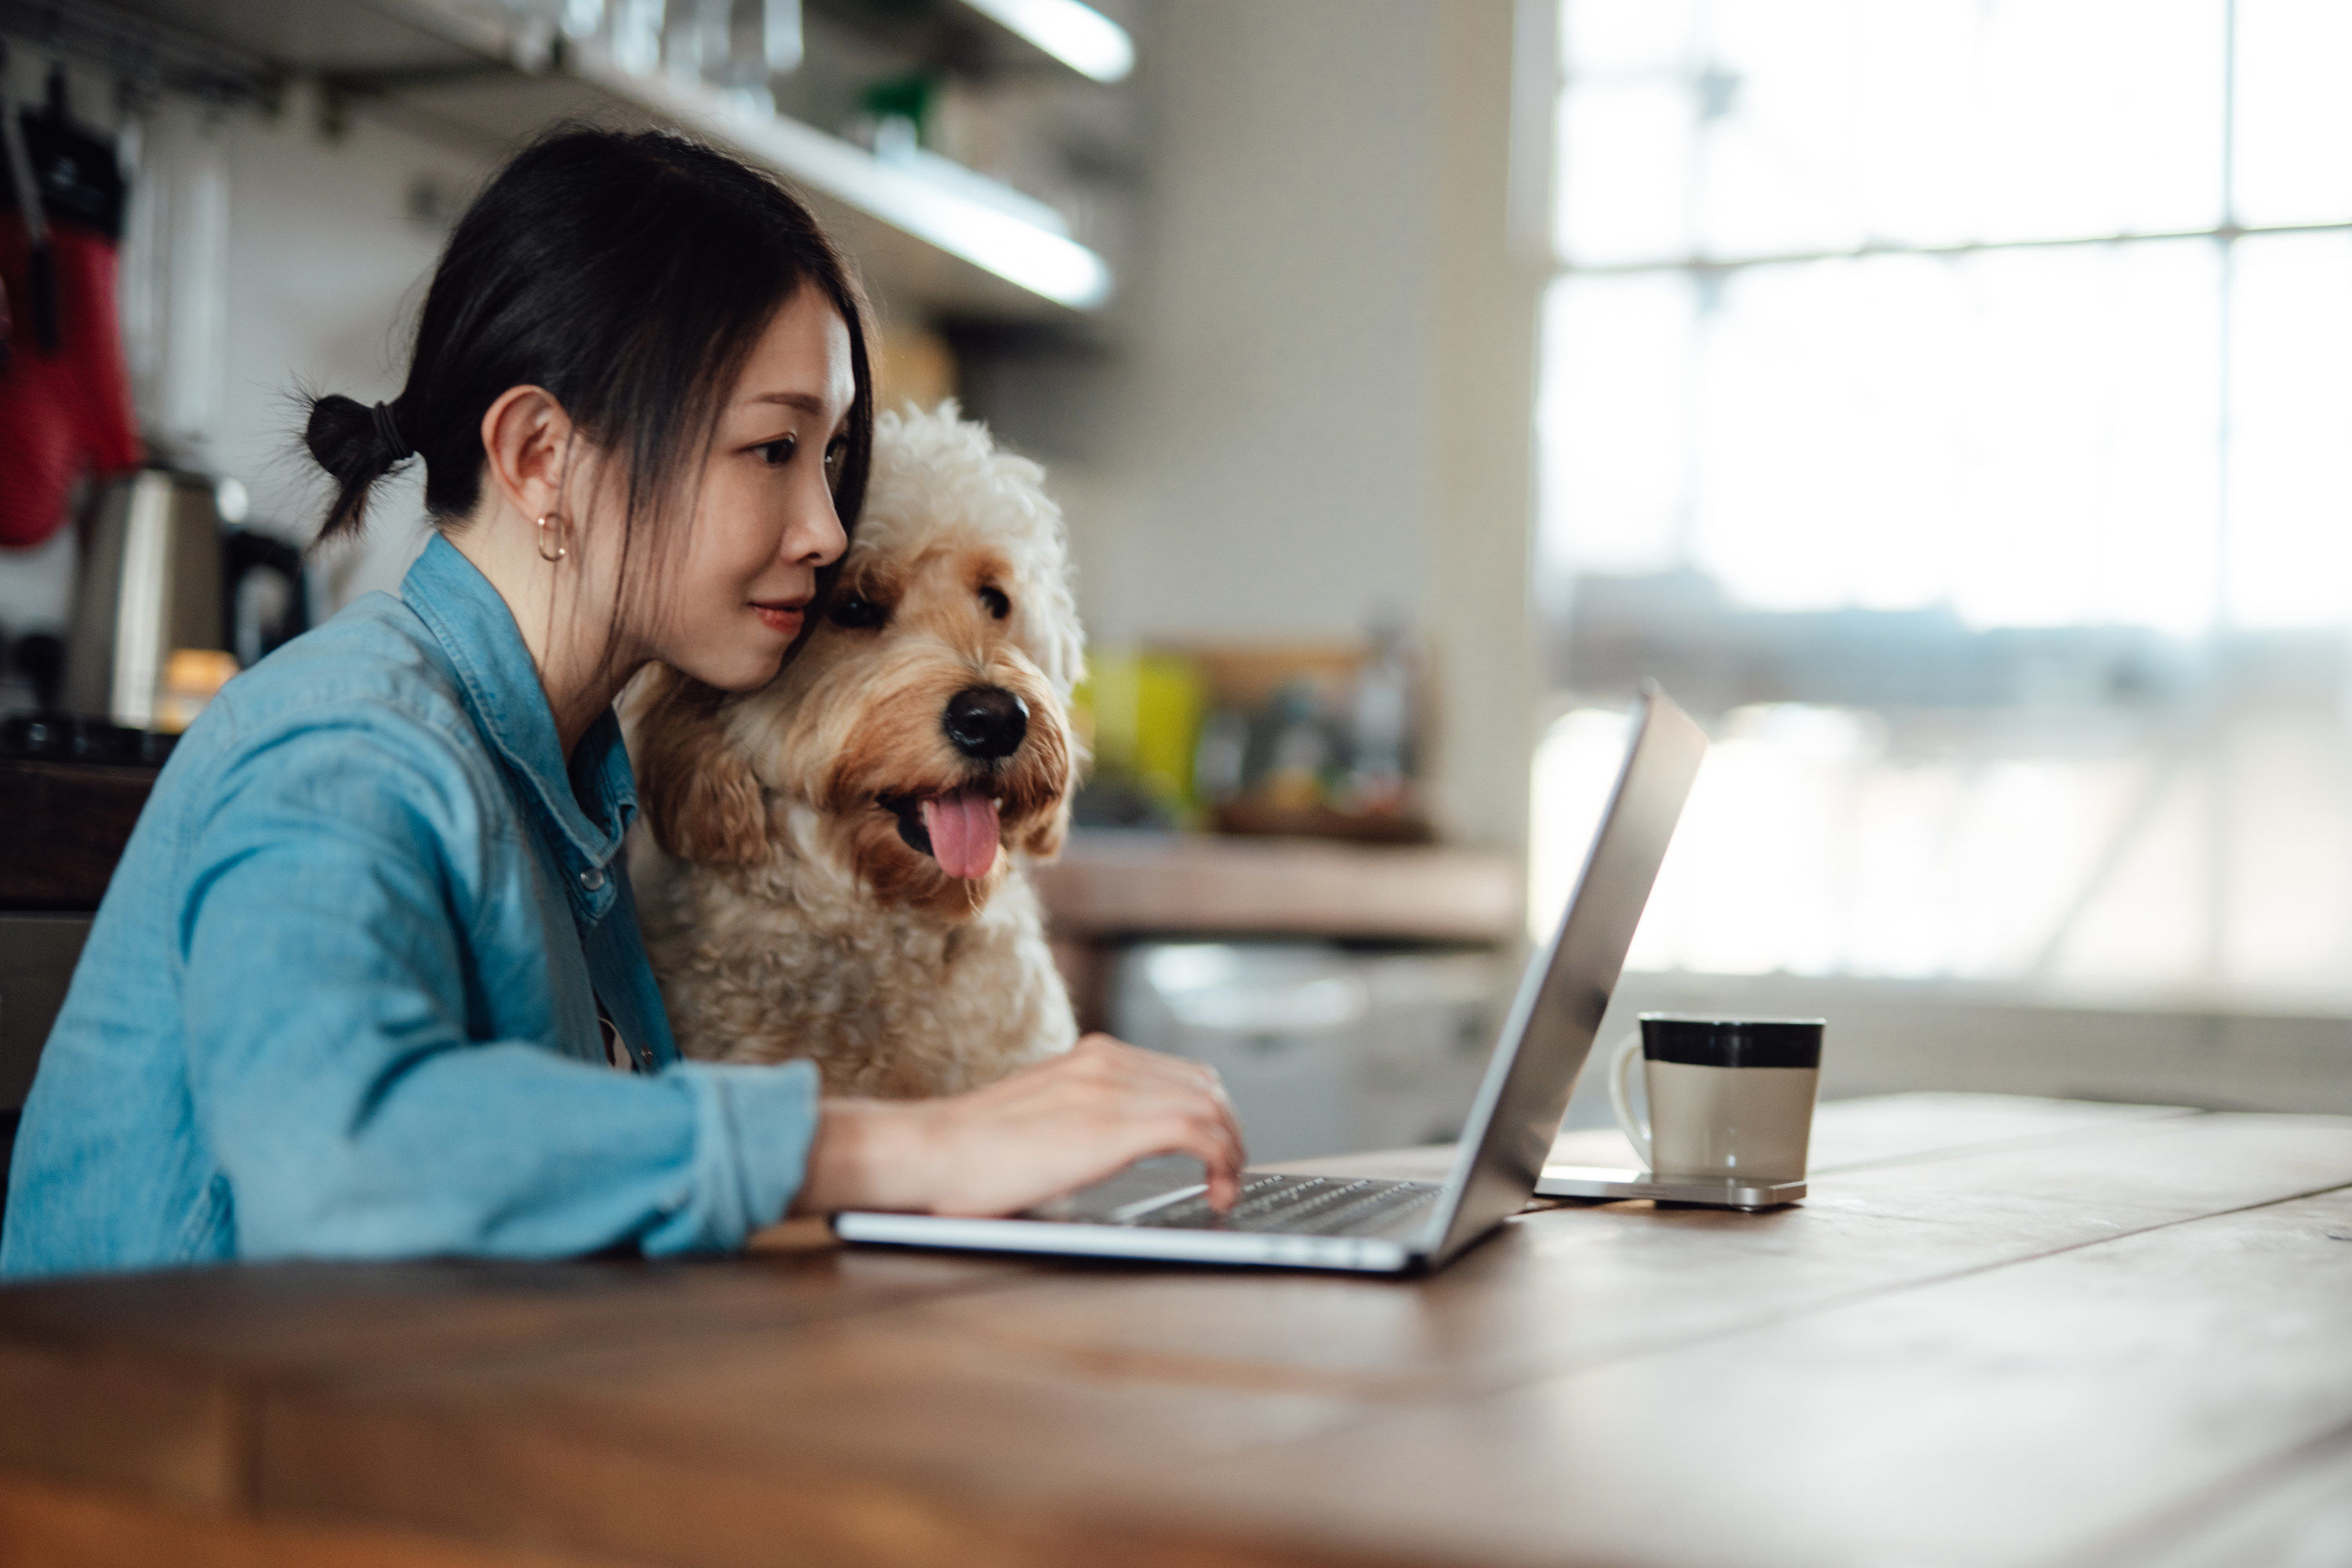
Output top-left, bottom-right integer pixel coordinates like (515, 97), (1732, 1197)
(1, 129), (1242, 1279)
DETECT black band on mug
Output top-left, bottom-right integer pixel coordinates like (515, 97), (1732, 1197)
(1639, 1014), (1824, 1069)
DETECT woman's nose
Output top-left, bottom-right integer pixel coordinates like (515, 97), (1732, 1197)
(790, 492), (848, 567)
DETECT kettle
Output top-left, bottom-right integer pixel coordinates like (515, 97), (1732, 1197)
(60, 469), (306, 731)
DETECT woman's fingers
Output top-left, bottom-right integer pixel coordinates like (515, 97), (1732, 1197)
(946, 1040), (1247, 1216)
(1179, 1115), (1245, 1211)
(1124, 1115), (1241, 1212)
(1070, 1055), (1247, 1207)
(1069, 1036), (1246, 1173)
(798, 1036), (1250, 1221)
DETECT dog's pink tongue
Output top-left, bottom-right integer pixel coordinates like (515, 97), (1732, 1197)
(920, 790), (1001, 880)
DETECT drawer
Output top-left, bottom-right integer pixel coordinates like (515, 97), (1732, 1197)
(0, 913), (90, 1110)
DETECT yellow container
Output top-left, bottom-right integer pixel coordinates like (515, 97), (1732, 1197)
(1073, 649), (1209, 818)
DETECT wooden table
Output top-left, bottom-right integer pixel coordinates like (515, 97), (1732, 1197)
(4, 1093), (2351, 1568)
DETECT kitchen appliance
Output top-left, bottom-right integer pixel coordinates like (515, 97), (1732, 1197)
(62, 468), (221, 728)
(59, 468), (305, 731)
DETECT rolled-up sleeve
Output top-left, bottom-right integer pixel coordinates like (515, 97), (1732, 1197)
(178, 720), (817, 1261)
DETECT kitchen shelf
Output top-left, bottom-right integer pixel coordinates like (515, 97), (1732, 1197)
(1033, 832), (1524, 946)
(1032, 830), (1523, 1034)
(565, 37), (1109, 311)
(42, 0), (1115, 318)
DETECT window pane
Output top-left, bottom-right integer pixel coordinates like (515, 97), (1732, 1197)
(1560, 0), (1695, 74)
(1537, 272), (1695, 576)
(1560, 0), (2223, 270)
(2234, 0), (2352, 227)
(1541, 701), (2200, 985)
(1555, 81), (1694, 267)
(1607, 706), (2148, 979)
(1690, 254), (1966, 612)
(1675, 243), (2220, 627)
(1845, 751), (2140, 980)
(1949, 240), (2220, 630)
(2227, 230), (2352, 626)
(1696, 0), (1866, 260)
(1972, 0), (2224, 244)
(1537, 0), (2352, 1002)
(1851, 0), (1980, 248)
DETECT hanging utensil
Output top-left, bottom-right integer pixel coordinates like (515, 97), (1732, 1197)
(0, 39), (59, 354)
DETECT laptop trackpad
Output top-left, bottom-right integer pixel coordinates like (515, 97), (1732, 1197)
(1025, 1156), (1206, 1223)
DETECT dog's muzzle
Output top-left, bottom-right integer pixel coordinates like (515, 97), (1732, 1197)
(879, 789), (1004, 880)
(881, 795), (936, 855)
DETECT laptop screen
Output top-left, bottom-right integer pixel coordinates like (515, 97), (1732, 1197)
(1423, 684), (1709, 1262)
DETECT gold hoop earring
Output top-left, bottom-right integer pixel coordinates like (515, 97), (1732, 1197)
(534, 512), (571, 563)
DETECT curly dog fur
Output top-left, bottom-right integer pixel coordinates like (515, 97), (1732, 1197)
(628, 402), (1083, 1097)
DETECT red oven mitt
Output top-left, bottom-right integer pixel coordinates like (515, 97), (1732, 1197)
(0, 81), (140, 552)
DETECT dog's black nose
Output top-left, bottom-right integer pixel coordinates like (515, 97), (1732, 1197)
(943, 686), (1029, 760)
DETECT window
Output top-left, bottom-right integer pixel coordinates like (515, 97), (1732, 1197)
(1534, 0), (2352, 1001)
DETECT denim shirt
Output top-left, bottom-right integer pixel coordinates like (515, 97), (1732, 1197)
(2, 535), (818, 1279)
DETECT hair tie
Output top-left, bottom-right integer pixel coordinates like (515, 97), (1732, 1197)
(371, 400), (413, 461)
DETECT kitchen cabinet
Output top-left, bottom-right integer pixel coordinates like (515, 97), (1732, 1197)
(0, 756), (141, 1215)
(58, 0), (1133, 322)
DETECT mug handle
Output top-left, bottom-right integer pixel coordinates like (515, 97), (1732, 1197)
(1608, 1030), (1653, 1172)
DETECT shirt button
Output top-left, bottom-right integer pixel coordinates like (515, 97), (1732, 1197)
(579, 866), (607, 891)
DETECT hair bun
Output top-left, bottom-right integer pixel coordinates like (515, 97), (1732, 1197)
(304, 391), (406, 543)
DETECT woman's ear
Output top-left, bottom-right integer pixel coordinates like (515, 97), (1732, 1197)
(626, 667), (768, 866)
(478, 384), (574, 525)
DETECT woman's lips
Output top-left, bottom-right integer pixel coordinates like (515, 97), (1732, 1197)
(751, 602), (806, 637)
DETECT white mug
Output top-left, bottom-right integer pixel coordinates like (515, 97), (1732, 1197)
(1609, 1015), (1824, 1182)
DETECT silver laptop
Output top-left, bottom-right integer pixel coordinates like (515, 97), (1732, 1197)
(833, 684), (1708, 1276)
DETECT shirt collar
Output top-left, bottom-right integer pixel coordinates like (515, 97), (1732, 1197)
(401, 535), (637, 904)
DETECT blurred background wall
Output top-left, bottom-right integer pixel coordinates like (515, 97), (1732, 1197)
(1060, 0), (1541, 851)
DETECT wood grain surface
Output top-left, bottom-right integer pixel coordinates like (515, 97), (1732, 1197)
(2, 1094), (2348, 1568)
(0, 1475), (615, 1568)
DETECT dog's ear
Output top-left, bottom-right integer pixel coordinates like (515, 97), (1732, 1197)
(630, 668), (768, 866)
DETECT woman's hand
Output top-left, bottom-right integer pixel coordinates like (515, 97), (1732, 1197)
(789, 1034), (1246, 1218)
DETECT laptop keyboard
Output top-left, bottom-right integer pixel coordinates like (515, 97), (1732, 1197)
(1129, 1174), (1442, 1238)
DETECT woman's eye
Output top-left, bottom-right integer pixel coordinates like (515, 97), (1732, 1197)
(756, 434), (798, 467)
(830, 594), (887, 629)
(978, 586), (1011, 620)
(823, 437), (848, 479)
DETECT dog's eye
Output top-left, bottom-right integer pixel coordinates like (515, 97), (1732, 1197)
(978, 586), (1011, 621)
(830, 594), (887, 630)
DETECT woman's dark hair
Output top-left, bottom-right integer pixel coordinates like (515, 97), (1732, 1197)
(303, 125), (874, 668)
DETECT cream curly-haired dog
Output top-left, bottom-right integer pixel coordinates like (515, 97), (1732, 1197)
(627, 402), (1083, 1097)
